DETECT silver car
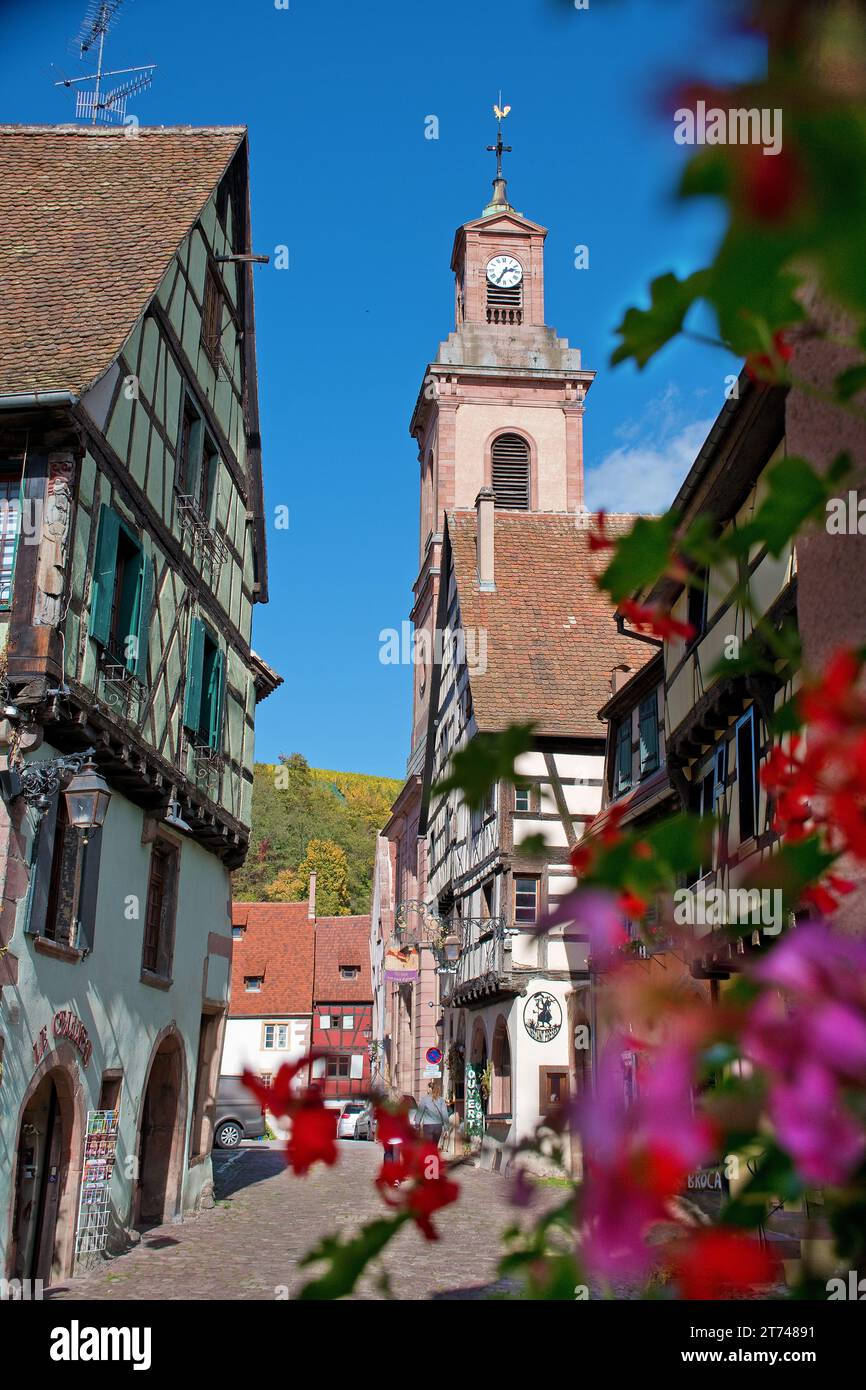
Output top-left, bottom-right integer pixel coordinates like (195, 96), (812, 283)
(337, 1101), (375, 1140)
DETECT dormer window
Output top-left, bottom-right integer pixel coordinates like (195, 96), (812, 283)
(491, 433), (530, 510)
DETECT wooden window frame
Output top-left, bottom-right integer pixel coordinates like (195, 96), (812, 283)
(736, 706), (761, 845)
(201, 265), (224, 368)
(141, 834), (180, 982)
(638, 692), (660, 777)
(514, 874), (540, 926)
(538, 1066), (569, 1116)
(261, 1022), (290, 1051)
(614, 716), (632, 797)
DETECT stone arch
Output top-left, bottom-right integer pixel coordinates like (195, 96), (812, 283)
(133, 1025), (188, 1229)
(6, 1043), (86, 1283)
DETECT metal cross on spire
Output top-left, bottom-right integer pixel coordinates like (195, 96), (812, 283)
(487, 95), (512, 180)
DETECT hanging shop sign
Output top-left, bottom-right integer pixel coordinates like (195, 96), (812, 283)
(384, 941), (419, 982)
(464, 1062), (484, 1138)
(523, 991), (562, 1043)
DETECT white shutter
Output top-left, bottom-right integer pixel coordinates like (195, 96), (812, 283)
(311, 1056), (326, 1079)
(349, 1054), (364, 1080)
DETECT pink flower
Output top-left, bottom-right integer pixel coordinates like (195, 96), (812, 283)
(746, 923), (866, 1186)
(769, 1063), (865, 1186)
(543, 889), (629, 970)
(576, 1038), (713, 1280)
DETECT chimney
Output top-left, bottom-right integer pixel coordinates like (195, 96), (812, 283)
(308, 871), (316, 920)
(475, 487), (495, 592)
(611, 664), (633, 694)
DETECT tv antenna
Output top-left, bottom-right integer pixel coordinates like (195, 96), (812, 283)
(53, 1), (156, 124)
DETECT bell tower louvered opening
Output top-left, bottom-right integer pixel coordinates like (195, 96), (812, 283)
(491, 433), (530, 510)
(486, 280), (523, 325)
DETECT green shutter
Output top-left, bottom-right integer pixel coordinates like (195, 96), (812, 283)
(183, 617), (205, 733)
(638, 695), (659, 775)
(89, 505), (120, 645)
(133, 552), (154, 683)
(208, 648), (225, 749)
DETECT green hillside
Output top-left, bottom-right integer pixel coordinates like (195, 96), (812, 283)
(231, 753), (403, 913)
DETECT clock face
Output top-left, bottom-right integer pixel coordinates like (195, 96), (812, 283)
(523, 991), (562, 1043)
(486, 255), (523, 289)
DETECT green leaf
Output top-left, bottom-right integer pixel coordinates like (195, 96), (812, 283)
(834, 363), (866, 402)
(738, 454), (846, 558)
(597, 512), (679, 603)
(432, 723), (536, 811)
(611, 270), (711, 369)
(296, 1214), (407, 1300)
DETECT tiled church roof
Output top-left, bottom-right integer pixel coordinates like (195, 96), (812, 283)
(0, 124), (245, 397)
(448, 510), (652, 738)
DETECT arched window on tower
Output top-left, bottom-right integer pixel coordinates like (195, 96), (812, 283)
(491, 433), (531, 510)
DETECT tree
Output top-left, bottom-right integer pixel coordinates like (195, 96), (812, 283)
(265, 838), (351, 916)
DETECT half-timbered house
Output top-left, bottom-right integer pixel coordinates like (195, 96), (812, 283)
(420, 497), (648, 1166)
(0, 125), (277, 1284)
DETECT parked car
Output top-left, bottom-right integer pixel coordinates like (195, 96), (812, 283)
(337, 1101), (375, 1140)
(214, 1075), (266, 1148)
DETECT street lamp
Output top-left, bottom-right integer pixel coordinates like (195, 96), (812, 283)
(64, 758), (112, 841)
(0, 746), (111, 837)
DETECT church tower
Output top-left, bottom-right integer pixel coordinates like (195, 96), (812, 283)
(407, 114), (595, 764)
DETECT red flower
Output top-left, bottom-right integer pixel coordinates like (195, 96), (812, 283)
(738, 145), (803, 225)
(588, 509), (616, 552)
(243, 1056), (310, 1118)
(375, 1140), (460, 1240)
(745, 330), (794, 383)
(243, 1054), (337, 1177)
(287, 1100), (338, 1176)
(620, 890), (648, 919)
(670, 1228), (778, 1300)
(373, 1104), (415, 1148)
(761, 650), (866, 865)
(620, 598), (696, 644)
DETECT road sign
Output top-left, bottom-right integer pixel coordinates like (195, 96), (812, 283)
(425, 1046), (443, 1065)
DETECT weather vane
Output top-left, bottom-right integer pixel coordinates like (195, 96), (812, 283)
(487, 94), (512, 180)
(53, 1), (156, 125)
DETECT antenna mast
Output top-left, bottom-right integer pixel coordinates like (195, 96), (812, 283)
(54, 1), (156, 125)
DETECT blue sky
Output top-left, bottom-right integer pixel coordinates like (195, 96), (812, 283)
(0, 0), (762, 779)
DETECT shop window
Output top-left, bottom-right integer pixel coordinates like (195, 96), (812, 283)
(539, 1066), (569, 1116)
(141, 837), (180, 980)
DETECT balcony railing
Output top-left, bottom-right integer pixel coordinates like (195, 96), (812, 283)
(446, 915), (511, 1004)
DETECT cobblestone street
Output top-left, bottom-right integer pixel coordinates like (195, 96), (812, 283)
(45, 1142), (529, 1301)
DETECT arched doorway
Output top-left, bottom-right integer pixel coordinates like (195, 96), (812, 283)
(11, 1070), (73, 1283)
(135, 1033), (186, 1229)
